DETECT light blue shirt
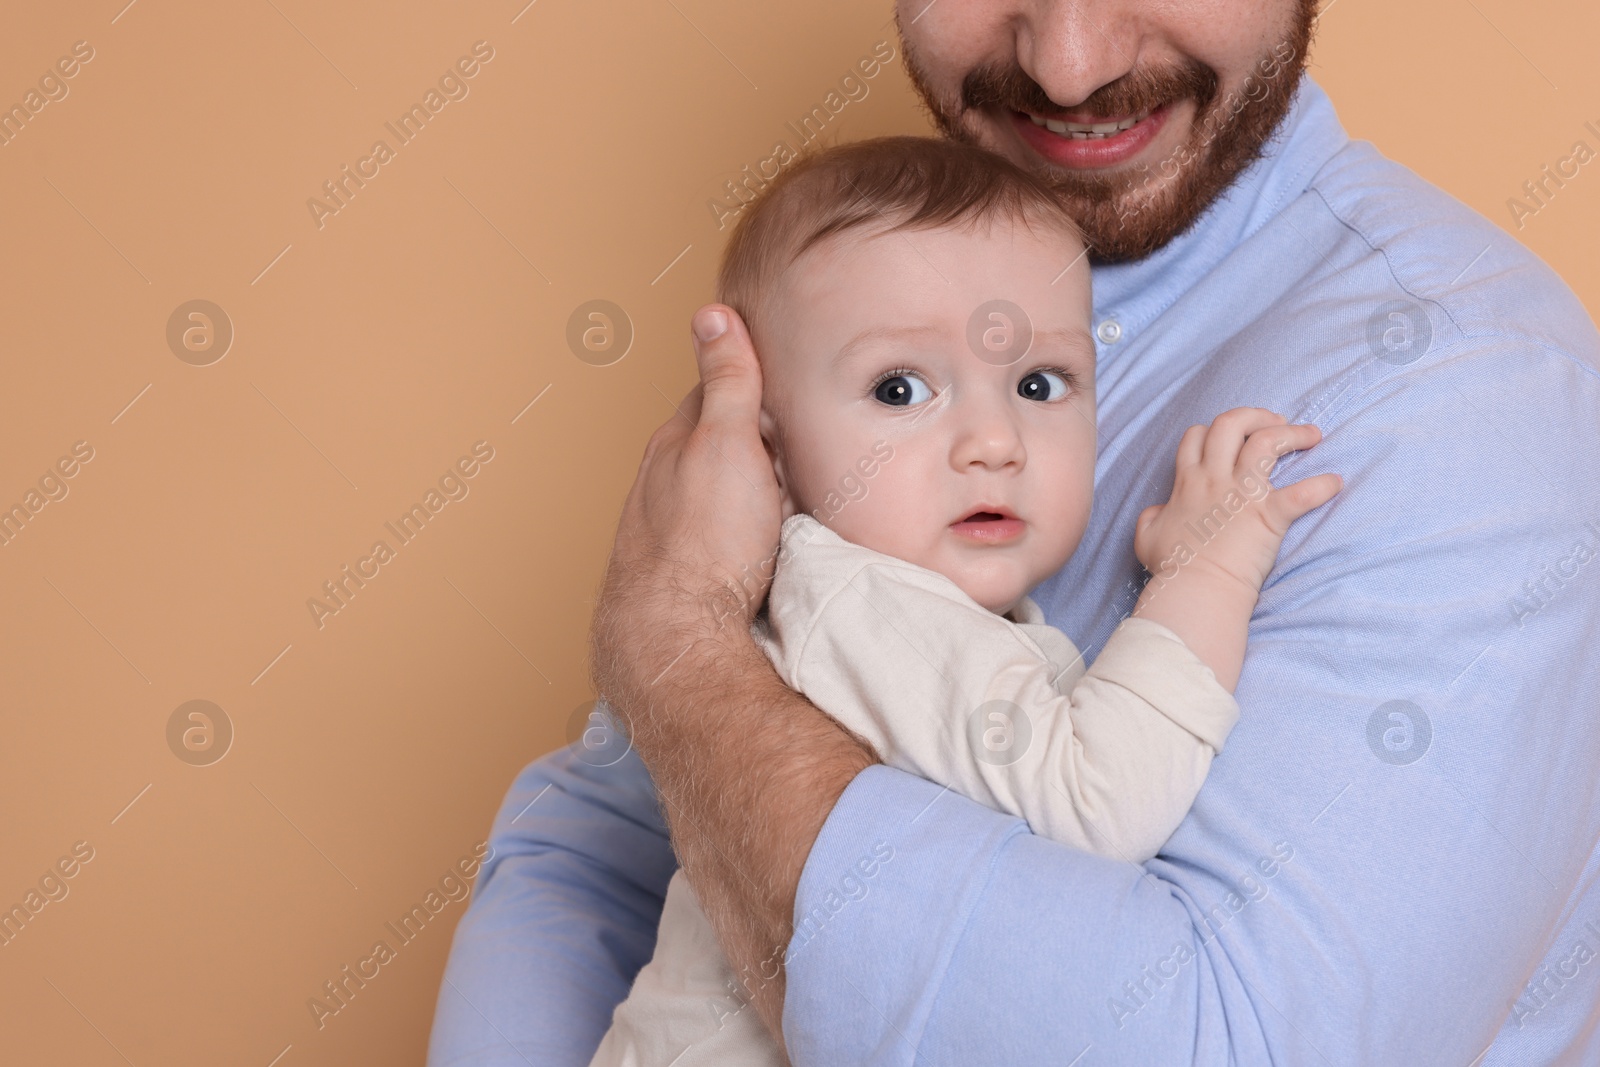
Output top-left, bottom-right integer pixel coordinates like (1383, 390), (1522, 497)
(427, 77), (1600, 1065)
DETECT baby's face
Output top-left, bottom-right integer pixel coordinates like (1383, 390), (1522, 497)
(758, 216), (1096, 617)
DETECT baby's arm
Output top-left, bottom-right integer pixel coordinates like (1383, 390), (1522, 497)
(1130, 408), (1342, 692)
(762, 557), (1233, 860)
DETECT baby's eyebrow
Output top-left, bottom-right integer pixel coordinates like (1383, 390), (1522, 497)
(832, 324), (943, 367)
(1030, 326), (1097, 358)
(830, 322), (1095, 368)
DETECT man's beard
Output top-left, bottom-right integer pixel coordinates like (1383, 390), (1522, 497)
(898, 8), (1317, 262)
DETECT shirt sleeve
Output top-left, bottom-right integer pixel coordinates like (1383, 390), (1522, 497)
(761, 546), (1238, 861)
(426, 736), (674, 1067)
(779, 337), (1600, 1065)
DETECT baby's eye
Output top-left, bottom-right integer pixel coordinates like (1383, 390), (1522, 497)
(1018, 370), (1071, 402)
(873, 373), (933, 407)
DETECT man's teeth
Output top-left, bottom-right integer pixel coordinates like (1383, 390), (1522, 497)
(1028, 111), (1148, 139)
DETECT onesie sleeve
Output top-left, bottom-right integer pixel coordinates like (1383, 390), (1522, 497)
(759, 515), (1239, 863)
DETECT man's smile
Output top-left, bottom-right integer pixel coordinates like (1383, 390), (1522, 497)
(1007, 103), (1174, 169)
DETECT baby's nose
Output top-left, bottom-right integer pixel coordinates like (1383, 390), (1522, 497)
(949, 407), (1026, 470)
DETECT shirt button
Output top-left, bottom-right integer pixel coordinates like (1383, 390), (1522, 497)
(1096, 319), (1123, 344)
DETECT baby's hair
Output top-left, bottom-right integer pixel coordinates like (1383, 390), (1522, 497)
(714, 135), (1084, 346)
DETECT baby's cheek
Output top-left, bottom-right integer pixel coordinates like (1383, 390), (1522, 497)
(825, 482), (927, 555)
(1033, 488), (1094, 576)
(823, 493), (899, 548)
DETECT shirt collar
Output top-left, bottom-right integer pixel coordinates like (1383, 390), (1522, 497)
(1005, 595), (1046, 625)
(1088, 76), (1352, 347)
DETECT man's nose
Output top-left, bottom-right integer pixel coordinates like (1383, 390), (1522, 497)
(949, 395), (1027, 471)
(1014, 0), (1141, 110)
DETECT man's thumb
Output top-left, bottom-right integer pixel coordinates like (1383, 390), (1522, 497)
(691, 304), (762, 432)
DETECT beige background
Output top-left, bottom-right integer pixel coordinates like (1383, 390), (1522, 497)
(0, 1), (1593, 1064)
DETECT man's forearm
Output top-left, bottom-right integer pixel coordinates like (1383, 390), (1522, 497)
(623, 624), (877, 1048)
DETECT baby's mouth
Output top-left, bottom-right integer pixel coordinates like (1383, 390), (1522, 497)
(949, 508), (1025, 544)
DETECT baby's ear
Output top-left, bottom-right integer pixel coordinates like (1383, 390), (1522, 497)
(758, 406), (798, 521)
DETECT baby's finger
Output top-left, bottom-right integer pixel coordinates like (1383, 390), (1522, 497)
(1175, 424), (1206, 470)
(1239, 422), (1323, 480)
(1135, 502), (1164, 540)
(1203, 408), (1285, 475)
(1263, 472), (1343, 530)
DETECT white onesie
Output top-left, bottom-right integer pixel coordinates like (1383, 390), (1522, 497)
(589, 512), (1239, 1067)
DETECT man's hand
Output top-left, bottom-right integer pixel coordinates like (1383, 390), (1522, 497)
(589, 303), (878, 1056)
(594, 303), (784, 689)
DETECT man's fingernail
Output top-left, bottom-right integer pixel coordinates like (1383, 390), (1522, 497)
(694, 308), (728, 342)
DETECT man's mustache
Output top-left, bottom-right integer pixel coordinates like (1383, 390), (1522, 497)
(961, 58), (1218, 121)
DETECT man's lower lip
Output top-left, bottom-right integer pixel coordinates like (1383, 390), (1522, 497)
(1009, 104), (1171, 169)
(949, 518), (1025, 543)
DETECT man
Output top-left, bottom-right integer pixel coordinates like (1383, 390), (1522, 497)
(428, 0), (1600, 1063)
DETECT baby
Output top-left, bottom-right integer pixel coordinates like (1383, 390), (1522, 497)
(589, 135), (1339, 1067)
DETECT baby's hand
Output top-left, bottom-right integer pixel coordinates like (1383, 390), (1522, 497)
(1134, 408), (1341, 599)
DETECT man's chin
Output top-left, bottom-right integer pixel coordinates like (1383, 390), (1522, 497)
(1056, 165), (1219, 263)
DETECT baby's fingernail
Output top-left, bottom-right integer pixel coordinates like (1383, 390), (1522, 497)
(694, 308), (728, 343)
